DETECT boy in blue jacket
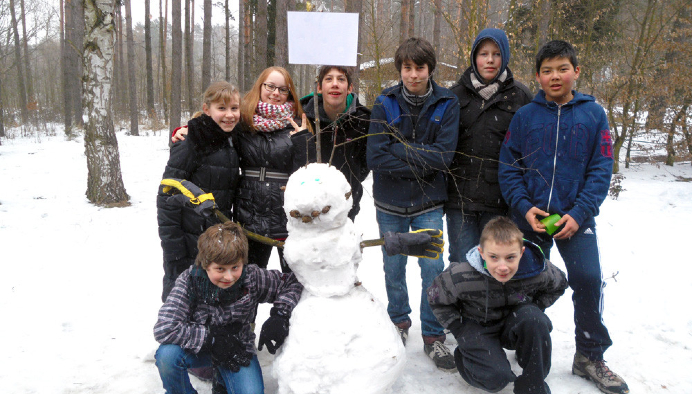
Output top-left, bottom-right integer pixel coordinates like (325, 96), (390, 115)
(366, 37), (459, 371)
(498, 40), (628, 394)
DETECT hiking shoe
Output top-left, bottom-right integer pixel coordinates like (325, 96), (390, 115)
(424, 341), (456, 371)
(396, 326), (409, 346)
(572, 352), (629, 394)
(394, 321), (411, 346)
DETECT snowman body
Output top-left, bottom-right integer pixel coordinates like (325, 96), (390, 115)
(273, 164), (406, 394)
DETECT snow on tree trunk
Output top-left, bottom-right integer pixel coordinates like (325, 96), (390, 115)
(83, 0), (130, 206)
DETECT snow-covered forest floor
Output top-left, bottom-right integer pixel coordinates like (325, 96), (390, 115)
(1, 126), (691, 393)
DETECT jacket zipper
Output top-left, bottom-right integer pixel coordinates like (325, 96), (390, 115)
(546, 105), (561, 211)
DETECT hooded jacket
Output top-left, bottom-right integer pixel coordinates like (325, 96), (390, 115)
(157, 114), (241, 301)
(447, 28), (533, 213)
(366, 80), (459, 213)
(298, 93), (371, 220)
(154, 264), (303, 355)
(498, 90), (614, 230)
(427, 240), (567, 331)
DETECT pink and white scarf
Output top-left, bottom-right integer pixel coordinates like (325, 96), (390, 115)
(253, 101), (294, 132)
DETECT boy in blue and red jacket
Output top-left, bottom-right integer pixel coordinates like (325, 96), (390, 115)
(498, 40), (628, 394)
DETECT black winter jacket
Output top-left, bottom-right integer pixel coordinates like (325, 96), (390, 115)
(234, 122), (309, 239)
(157, 114), (241, 301)
(428, 240), (568, 330)
(298, 93), (371, 219)
(446, 67), (532, 213)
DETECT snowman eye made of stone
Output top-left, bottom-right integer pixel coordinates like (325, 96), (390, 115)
(345, 191), (352, 200)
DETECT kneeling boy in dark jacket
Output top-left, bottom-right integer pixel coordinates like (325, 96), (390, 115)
(428, 216), (567, 394)
(154, 222), (303, 394)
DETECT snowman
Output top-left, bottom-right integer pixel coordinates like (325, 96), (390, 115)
(272, 163), (406, 394)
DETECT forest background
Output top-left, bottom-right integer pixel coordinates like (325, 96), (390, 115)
(0, 0), (690, 206)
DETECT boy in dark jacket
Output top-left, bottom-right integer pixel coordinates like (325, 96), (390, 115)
(446, 28), (532, 263)
(298, 65), (371, 220)
(428, 216), (568, 394)
(154, 222), (303, 394)
(498, 40), (629, 394)
(366, 37), (459, 371)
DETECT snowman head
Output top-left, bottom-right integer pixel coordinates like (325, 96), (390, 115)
(284, 163), (352, 232)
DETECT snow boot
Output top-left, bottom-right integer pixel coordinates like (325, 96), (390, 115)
(572, 352), (629, 394)
(423, 336), (455, 372)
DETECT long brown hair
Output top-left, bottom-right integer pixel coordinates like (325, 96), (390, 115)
(240, 66), (312, 133)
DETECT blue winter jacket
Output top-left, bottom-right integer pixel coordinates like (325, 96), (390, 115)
(499, 90), (614, 229)
(367, 80), (459, 212)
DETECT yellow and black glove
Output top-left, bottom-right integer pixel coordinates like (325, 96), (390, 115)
(383, 229), (444, 259)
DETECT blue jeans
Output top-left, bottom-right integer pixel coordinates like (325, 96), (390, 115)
(523, 225), (613, 360)
(155, 344), (264, 394)
(446, 209), (500, 263)
(376, 208), (446, 338)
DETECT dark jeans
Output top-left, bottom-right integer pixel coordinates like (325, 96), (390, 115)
(454, 304), (552, 394)
(446, 209), (501, 263)
(247, 238), (290, 272)
(523, 225), (613, 360)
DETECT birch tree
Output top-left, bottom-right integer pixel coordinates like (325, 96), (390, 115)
(83, 0), (129, 206)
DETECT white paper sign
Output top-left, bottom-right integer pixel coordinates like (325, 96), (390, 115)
(287, 12), (359, 66)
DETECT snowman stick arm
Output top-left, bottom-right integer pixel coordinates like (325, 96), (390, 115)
(213, 208), (285, 248)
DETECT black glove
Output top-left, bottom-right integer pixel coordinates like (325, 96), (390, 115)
(257, 308), (290, 355)
(209, 322), (252, 372)
(383, 229), (444, 259)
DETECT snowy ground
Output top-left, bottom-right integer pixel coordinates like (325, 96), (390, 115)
(1, 126), (691, 393)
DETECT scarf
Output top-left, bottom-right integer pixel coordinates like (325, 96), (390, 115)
(253, 101), (294, 132)
(471, 70), (507, 101)
(188, 265), (247, 307)
(401, 80), (433, 107)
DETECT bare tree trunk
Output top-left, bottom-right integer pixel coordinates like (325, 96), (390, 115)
(274, 1), (286, 68)
(62, 0), (74, 138)
(256, 0), (268, 71)
(83, 0), (129, 206)
(433, 0), (441, 52)
(170, 0), (183, 136)
(345, 0), (363, 94)
(185, 0), (194, 115)
(400, 0), (410, 44)
(124, 0), (139, 135)
(238, 0), (245, 91)
(20, 0), (34, 107)
(225, 0), (231, 81)
(71, 0), (84, 127)
(242, 0), (253, 89)
(145, 0), (156, 121)
(202, 0), (212, 92)
(115, 4), (125, 118)
(9, 0), (29, 127)
(408, 0), (415, 38)
(0, 73), (4, 141)
(160, 0), (169, 121)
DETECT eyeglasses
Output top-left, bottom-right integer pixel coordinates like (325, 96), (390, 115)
(262, 83), (290, 96)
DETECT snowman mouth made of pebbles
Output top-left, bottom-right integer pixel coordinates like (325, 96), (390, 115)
(282, 163), (361, 297)
(273, 163), (406, 394)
